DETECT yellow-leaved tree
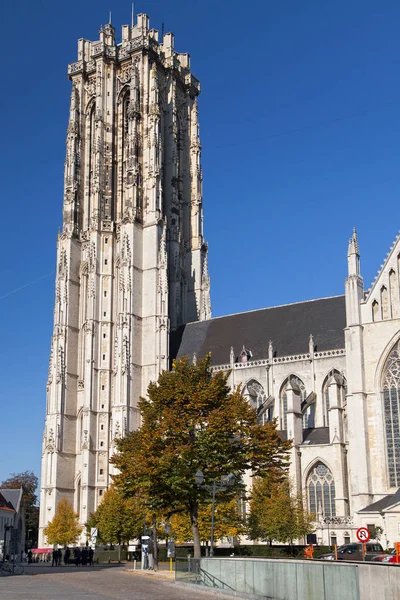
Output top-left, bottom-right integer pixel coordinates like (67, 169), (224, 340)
(44, 497), (82, 546)
(247, 477), (315, 545)
(170, 498), (245, 544)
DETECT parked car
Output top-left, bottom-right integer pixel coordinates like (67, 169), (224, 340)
(318, 543), (385, 561)
(372, 549), (400, 563)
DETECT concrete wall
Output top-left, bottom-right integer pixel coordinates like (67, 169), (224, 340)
(357, 563), (400, 600)
(196, 558), (399, 600)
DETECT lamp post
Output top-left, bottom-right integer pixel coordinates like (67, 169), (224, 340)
(195, 470), (235, 557)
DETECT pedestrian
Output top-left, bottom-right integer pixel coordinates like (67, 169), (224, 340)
(52, 548), (57, 567)
(27, 550), (32, 564)
(143, 548), (149, 570)
(88, 547), (94, 566)
(74, 547), (81, 566)
(64, 547), (70, 566)
(57, 548), (62, 566)
(81, 547), (88, 566)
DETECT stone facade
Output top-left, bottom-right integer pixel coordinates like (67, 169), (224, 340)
(39, 14), (210, 546)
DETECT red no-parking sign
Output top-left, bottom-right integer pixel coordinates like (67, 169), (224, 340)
(356, 527), (371, 543)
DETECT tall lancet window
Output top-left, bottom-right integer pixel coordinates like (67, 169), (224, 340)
(280, 375), (306, 431)
(307, 462), (336, 518)
(244, 379), (273, 424)
(383, 340), (400, 487)
(322, 370), (347, 428)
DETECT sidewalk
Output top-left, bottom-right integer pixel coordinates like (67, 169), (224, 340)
(126, 563), (175, 580)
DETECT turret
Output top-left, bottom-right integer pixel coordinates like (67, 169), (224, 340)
(345, 228), (364, 326)
(347, 228), (360, 277)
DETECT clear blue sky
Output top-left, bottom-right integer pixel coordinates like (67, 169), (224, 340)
(1, 0), (399, 484)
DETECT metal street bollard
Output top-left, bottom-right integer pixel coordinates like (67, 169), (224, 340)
(133, 559), (137, 570)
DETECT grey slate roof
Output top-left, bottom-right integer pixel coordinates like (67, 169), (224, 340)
(359, 488), (400, 513)
(174, 295), (346, 366)
(302, 427), (330, 445)
(0, 489), (23, 512)
(0, 492), (14, 511)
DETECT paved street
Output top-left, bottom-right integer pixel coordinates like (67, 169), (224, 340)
(0, 563), (228, 599)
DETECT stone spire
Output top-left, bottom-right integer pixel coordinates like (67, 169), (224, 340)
(347, 227), (360, 276)
(345, 228), (364, 326)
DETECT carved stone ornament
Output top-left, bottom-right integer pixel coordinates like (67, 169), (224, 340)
(101, 220), (113, 232)
(84, 319), (94, 334)
(81, 429), (89, 450)
(47, 429), (56, 453)
(85, 77), (96, 97)
(77, 379), (85, 391)
(117, 68), (131, 85)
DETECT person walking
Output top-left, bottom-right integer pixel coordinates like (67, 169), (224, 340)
(57, 549), (62, 566)
(74, 547), (81, 566)
(52, 548), (57, 567)
(81, 547), (88, 566)
(64, 547), (70, 566)
(27, 550), (32, 564)
(88, 547), (94, 566)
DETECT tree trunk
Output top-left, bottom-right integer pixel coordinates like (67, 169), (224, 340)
(152, 514), (158, 571)
(190, 503), (201, 559)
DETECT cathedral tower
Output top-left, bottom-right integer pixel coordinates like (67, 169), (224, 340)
(39, 14), (211, 545)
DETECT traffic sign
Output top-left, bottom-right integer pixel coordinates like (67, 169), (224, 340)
(167, 541), (175, 558)
(356, 527), (370, 543)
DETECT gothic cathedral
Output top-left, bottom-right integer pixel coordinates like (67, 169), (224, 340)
(40, 13), (400, 549)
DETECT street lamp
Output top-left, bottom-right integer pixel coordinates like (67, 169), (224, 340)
(195, 470), (235, 557)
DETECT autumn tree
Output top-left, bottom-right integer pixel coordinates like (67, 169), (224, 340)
(1, 471), (39, 544)
(170, 497), (245, 544)
(88, 486), (144, 560)
(248, 477), (315, 545)
(44, 497), (82, 546)
(112, 355), (291, 558)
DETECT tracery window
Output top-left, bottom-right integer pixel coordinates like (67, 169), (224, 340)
(307, 462), (336, 518)
(244, 380), (273, 424)
(280, 375), (306, 431)
(322, 370), (347, 427)
(383, 341), (400, 487)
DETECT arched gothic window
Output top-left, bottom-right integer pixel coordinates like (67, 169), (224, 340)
(307, 462), (336, 518)
(280, 375), (306, 431)
(244, 380), (273, 424)
(303, 401), (315, 429)
(383, 340), (400, 487)
(322, 370), (347, 427)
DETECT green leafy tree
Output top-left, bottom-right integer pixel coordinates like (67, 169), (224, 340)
(1, 471), (39, 545)
(248, 477), (315, 544)
(89, 486), (144, 548)
(112, 355), (291, 558)
(44, 497), (82, 546)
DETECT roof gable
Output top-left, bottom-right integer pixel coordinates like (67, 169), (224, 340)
(0, 488), (23, 512)
(361, 231), (400, 322)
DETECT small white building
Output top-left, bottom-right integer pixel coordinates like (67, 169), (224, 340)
(0, 489), (25, 559)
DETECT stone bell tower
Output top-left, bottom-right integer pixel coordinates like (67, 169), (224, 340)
(39, 13), (211, 545)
